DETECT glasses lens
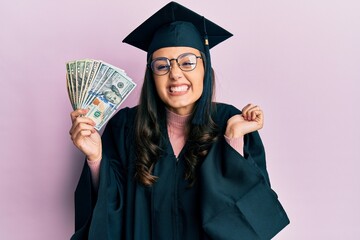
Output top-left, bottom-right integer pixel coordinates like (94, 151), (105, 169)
(151, 58), (170, 75)
(178, 53), (197, 71)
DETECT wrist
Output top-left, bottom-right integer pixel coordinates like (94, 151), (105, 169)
(225, 128), (244, 139)
(87, 152), (102, 162)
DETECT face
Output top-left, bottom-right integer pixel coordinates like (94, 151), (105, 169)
(104, 91), (121, 105)
(151, 46), (205, 115)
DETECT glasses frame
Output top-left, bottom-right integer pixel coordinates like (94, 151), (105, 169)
(149, 52), (202, 76)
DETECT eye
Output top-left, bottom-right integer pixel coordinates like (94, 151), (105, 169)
(178, 53), (197, 70)
(155, 64), (170, 71)
(181, 61), (195, 67)
(151, 58), (170, 74)
(179, 58), (196, 70)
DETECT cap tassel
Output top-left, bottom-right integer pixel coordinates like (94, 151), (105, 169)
(192, 17), (213, 125)
(203, 16), (209, 46)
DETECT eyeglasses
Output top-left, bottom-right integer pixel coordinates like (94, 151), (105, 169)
(150, 52), (202, 76)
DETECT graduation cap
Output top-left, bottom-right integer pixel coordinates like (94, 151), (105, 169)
(123, 1), (233, 124)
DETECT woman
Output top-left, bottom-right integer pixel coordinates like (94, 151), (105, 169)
(69, 2), (289, 239)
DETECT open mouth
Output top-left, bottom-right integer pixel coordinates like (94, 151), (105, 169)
(169, 85), (190, 93)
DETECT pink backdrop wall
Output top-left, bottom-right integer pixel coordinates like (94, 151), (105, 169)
(1, 0), (359, 239)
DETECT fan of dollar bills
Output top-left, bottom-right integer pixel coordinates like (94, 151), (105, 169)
(66, 59), (136, 130)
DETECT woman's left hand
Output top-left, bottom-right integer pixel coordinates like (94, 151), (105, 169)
(225, 103), (264, 138)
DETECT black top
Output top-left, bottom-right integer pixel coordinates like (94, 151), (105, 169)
(71, 103), (289, 240)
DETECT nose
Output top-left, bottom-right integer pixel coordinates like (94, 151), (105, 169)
(169, 60), (183, 80)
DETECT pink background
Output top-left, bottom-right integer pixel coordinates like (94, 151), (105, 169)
(1, 0), (359, 239)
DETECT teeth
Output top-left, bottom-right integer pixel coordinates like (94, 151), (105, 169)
(170, 85), (188, 92)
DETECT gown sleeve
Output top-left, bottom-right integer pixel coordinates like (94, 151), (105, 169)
(71, 108), (131, 240)
(200, 104), (289, 239)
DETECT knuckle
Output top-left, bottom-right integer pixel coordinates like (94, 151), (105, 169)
(80, 130), (89, 136)
(73, 117), (79, 124)
(79, 122), (89, 130)
(74, 117), (83, 125)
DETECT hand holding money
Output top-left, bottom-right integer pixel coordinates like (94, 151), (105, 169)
(66, 59), (136, 130)
(69, 109), (102, 161)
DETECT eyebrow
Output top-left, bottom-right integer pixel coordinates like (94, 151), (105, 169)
(153, 52), (201, 60)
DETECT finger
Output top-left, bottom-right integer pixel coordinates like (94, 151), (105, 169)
(252, 110), (264, 127)
(72, 129), (94, 148)
(247, 105), (260, 113)
(71, 123), (96, 142)
(247, 107), (261, 119)
(244, 103), (259, 110)
(70, 109), (89, 123)
(246, 105), (262, 120)
(69, 118), (96, 136)
(71, 121), (96, 138)
(242, 103), (258, 120)
(241, 103), (253, 115)
(252, 110), (262, 121)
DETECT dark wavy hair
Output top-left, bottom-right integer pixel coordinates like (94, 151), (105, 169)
(134, 54), (219, 186)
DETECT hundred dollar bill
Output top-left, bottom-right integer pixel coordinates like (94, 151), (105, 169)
(85, 69), (136, 130)
(75, 60), (86, 108)
(102, 61), (126, 75)
(68, 61), (78, 109)
(78, 60), (93, 108)
(65, 59), (136, 129)
(80, 60), (101, 109)
(66, 63), (76, 109)
(83, 63), (115, 107)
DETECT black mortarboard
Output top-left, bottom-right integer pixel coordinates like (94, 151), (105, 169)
(123, 1), (233, 124)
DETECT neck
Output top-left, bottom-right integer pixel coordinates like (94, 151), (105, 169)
(166, 108), (191, 129)
(166, 108), (191, 157)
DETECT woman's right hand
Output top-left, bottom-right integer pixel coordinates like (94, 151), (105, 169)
(69, 109), (102, 161)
